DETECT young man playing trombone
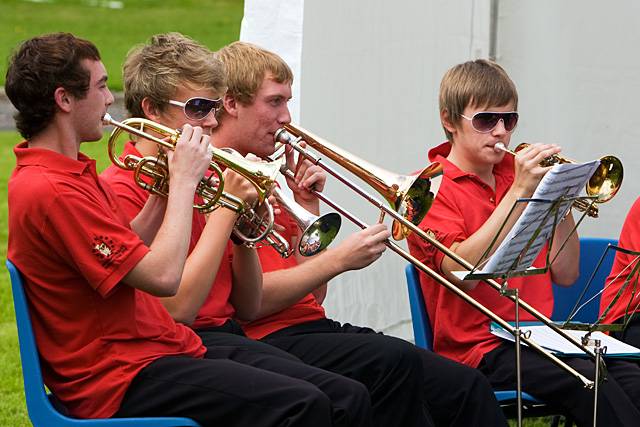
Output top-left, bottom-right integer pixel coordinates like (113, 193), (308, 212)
(100, 32), (372, 427)
(212, 40), (508, 427)
(407, 59), (640, 426)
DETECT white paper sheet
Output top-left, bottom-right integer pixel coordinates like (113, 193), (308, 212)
(490, 322), (640, 358)
(478, 160), (601, 275)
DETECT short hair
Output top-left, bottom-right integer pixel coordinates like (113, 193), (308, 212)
(214, 41), (293, 107)
(123, 32), (226, 118)
(439, 59), (518, 141)
(5, 32), (101, 139)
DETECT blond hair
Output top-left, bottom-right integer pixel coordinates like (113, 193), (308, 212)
(439, 59), (518, 141)
(214, 41), (293, 107)
(123, 32), (226, 118)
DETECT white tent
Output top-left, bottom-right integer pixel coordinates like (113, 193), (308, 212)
(241, 0), (640, 340)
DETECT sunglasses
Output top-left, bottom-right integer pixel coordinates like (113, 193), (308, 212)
(460, 111), (519, 133)
(168, 97), (223, 120)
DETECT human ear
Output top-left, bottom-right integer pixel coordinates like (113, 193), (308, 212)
(223, 93), (239, 118)
(54, 87), (72, 113)
(141, 97), (161, 121)
(441, 109), (457, 136)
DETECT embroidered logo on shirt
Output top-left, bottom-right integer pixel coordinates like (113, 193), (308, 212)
(92, 236), (114, 261)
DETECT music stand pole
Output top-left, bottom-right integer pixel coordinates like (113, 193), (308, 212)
(592, 339), (605, 427)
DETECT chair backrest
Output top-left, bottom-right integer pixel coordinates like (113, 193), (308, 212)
(551, 237), (618, 323)
(404, 264), (433, 350)
(404, 263), (548, 409)
(6, 260), (201, 427)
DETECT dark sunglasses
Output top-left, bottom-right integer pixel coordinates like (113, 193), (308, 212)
(168, 97), (222, 120)
(460, 111), (519, 133)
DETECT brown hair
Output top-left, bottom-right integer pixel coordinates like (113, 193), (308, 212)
(439, 59), (518, 141)
(123, 32), (226, 118)
(5, 32), (101, 139)
(214, 41), (293, 109)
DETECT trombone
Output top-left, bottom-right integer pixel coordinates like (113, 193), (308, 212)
(494, 142), (623, 218)
(274, 123), (598, 388)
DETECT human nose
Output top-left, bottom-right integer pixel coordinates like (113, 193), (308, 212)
(105, 88), (114, 107)
(491, 118), (508, 136)
(201, 110), (219, 131)
(278, 106), (291, 125)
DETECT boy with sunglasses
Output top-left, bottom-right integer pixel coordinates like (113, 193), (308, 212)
(407, 59), (640, 426)
(101, 32), (373, 427)
(211, 41), (508, 427)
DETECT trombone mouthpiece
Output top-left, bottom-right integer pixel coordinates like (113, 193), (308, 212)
(102, 113), (112, 125)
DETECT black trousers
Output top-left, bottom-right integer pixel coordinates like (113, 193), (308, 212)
(262, 318), (507, 427)
(479, 341), (640, 427)
(114, 321), (372, 427)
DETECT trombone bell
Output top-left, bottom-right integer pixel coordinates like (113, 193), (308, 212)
(276, 124), (443, 240)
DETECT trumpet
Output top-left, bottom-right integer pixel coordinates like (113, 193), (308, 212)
(494, 142), (623, 218)
(103, 114), (291, 256)
(103, 113), (223, 213)
(274, 124), (598, 389)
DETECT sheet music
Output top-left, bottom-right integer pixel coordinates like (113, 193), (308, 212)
(478, 160), (601, 275)
(490, 322), (640, 358)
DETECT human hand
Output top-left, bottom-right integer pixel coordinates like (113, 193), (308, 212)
(334, 223), (390, 272)
(167, 124), (211, 189)
(285, 143), (326, 205)
(511, 142), (562, 198)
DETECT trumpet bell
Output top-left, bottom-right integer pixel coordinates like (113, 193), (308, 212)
(587, 155), (623, 203)
(298, 212), (342, 257)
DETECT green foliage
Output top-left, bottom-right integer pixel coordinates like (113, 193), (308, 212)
(0, 0), (244, 90)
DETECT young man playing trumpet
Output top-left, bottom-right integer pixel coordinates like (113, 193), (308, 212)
(407, 58), (640, 426)
(4, 32), (277, 425)
(212, 40), (508, 427)
(101, 32), (372, 427)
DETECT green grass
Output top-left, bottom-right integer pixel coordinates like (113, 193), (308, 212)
(0, 0), (244, 90)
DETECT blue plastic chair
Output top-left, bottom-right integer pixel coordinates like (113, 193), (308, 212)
(6, 260), (201, 427)
(404, 263), (561, 420)
(552, 237), (618, 323)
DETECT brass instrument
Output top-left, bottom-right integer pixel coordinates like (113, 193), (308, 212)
(103, 114), (291, 256)
(495, 142), (623, 218)
(103, 113), (223, 213)
(274, 124), (598, 389)
(274, 124), (443, 240)
(271, 186), (342, 256)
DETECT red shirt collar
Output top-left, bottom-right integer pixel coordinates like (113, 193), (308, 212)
(14, 141), (95, 175)
(428, 140), (514, 182)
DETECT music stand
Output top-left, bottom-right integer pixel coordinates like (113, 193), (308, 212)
(561, 244), (640, 334)
(456, 159), (601, 427)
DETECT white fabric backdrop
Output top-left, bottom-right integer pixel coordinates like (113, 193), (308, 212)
(241, 0), (640, 340)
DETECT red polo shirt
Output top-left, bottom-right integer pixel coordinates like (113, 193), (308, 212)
(101, 141), (236, 328)
(7, 142), (206, 419)
(406, 141), (553, 368)
(600, 196), (640, 324)
(243, 208), (327, 339)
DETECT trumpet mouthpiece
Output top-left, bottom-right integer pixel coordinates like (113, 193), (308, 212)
(102, 113), (112, 125)
(494, 142), (508, 153)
